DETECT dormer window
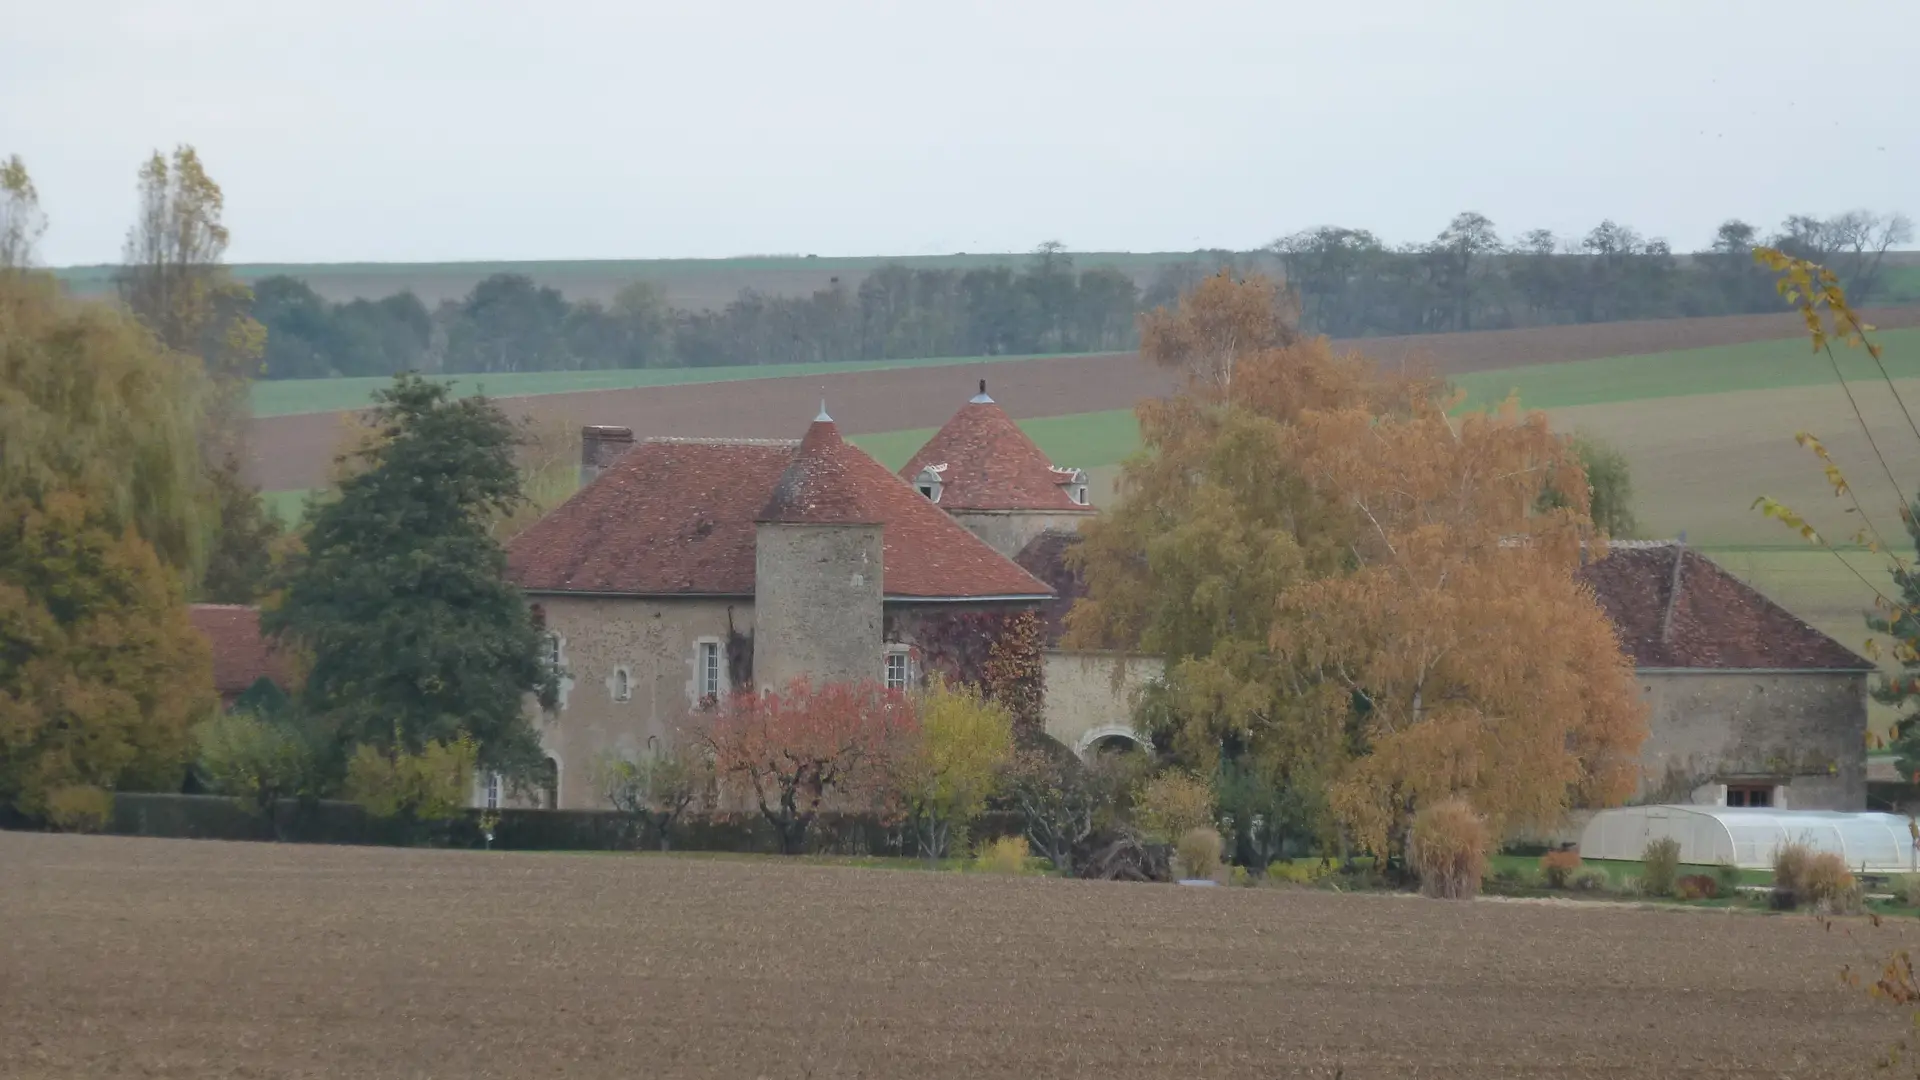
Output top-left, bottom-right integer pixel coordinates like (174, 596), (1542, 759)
(1052, 466), (1089, 506)
(913, 463), (947, 503)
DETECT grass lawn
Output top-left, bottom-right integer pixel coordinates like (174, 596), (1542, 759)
(260, 488), (310, 526)
(250, 351), (1104, 418)
(1453, 328), (1920, 411)
(1486, 853), (1773, 887)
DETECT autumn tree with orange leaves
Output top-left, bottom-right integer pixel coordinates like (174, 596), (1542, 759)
(697, 678), (919, 855)
(1069, 271), (1647, 862)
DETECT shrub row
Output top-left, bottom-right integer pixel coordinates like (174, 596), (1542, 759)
(86, 793), (1023, 856)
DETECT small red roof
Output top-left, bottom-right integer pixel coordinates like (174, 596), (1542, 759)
(1577, 543), (1872, 671)
(758, 418), (883, 525)
(901, 385), (1096, 513)
(186, 605), (291, 696)
(508, 426), (1052, 600)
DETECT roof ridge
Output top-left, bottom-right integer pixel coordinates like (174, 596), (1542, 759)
(641, 436), (800, 447)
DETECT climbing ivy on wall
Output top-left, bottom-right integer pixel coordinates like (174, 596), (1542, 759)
(891, 608), (1045, 738)
(983, 610), (1045, 736)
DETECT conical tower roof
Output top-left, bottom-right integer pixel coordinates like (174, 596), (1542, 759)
(901, 380), (1093, 512)
(757, 415), (882, 525)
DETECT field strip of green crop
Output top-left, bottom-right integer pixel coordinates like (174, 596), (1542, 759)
(251, 352), (1105, 418)
(1452, 327), (1920, 410)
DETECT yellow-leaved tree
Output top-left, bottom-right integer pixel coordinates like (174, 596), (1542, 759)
(1070, 271), (1647, 863)
(1, 254), (218, 819)
(902, 678), (1014, 860)
(1271, 397), (1646, 857)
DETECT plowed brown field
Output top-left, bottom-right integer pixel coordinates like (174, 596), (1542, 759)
(242, 306), (1920, 491)
(1, 832), (1909, 1079)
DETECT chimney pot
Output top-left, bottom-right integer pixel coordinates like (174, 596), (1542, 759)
(580, 425), (635, 487)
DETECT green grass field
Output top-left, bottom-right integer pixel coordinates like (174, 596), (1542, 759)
(1452, 327), (1920, 411)
(250, 352), (1103, 418)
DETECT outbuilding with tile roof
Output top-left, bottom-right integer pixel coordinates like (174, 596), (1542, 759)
(186, 604), (292, 708)
(1575, 540), (1871, 811)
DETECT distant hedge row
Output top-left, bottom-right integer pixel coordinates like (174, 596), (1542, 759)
(77, 793), (1023, 856)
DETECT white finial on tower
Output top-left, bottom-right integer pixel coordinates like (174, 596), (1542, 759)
(970, 378), (993, 404)
(816, 398), (832, 422)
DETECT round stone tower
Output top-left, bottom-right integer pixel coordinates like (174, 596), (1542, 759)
(752, 406), (885, 691)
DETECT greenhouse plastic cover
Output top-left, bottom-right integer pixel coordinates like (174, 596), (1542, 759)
(1578, 805), (1917, 872)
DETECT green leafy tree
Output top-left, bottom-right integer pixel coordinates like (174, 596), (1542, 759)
(0, 490), (215, 817)
(1574, 435), (1638, 539)
(1539, 433), (1638, 539)
(267, 374), (560, 782)
(902, 678), (1015, 859)
(194, 703), (324, 823)
(198, 457), (284, 603)
(592, 736), (712, 851)
(343, 737), (477, 834)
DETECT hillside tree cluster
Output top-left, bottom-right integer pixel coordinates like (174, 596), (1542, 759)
(247, 210), (1911, 379)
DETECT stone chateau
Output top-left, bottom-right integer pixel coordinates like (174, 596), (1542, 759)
(498, 382), (1154, 810)
(190, 384), (1874, 816)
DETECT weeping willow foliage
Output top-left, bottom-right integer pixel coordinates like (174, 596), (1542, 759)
(0, 271), (214, 582)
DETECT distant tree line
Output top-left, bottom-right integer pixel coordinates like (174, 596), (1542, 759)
(1270, 210), (1913, 338)
(251, 242), (1147, 379)
(249, 210), (1913, 379)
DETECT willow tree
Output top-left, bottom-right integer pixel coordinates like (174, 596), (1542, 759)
(0, 271), (212, 577)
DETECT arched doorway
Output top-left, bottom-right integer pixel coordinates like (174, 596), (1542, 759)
(1076, 724), (1149, 761)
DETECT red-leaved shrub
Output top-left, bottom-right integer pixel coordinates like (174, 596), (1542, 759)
(1539, 849), (1582, 890)
(1675, 873), (1718, 901)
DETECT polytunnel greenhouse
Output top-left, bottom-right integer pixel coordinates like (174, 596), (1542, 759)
(1578, 805), (1918, 872)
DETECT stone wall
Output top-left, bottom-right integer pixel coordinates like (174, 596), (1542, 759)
(947, 509), (1093, 560)
(523, 594), (752, 810)
(1637, 670), (1868, 811)
(752, 523), (884, 691)
(1041, 651), (1163, 755)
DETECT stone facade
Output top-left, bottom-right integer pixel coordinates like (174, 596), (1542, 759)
(1636, 670), (1867, 811)
(1040, 651), (1163, 754)
(947, 510), (1094, 562)
(528, 594), (752, 810)
(751, 523), (884, 691)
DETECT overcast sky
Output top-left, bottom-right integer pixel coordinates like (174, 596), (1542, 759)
(3, 0), (1914, 266)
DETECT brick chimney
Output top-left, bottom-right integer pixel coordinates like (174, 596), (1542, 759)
(579, 425), (635, 487)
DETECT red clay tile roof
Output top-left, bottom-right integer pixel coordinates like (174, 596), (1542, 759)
(508, 438), (796, 595)
(507, 427), (1053, 600)
(901, 386), (1097, 513)
(758, 419), (883, 525)
(1577, 543), (1873, 671)
(186, 605), (291, 696)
